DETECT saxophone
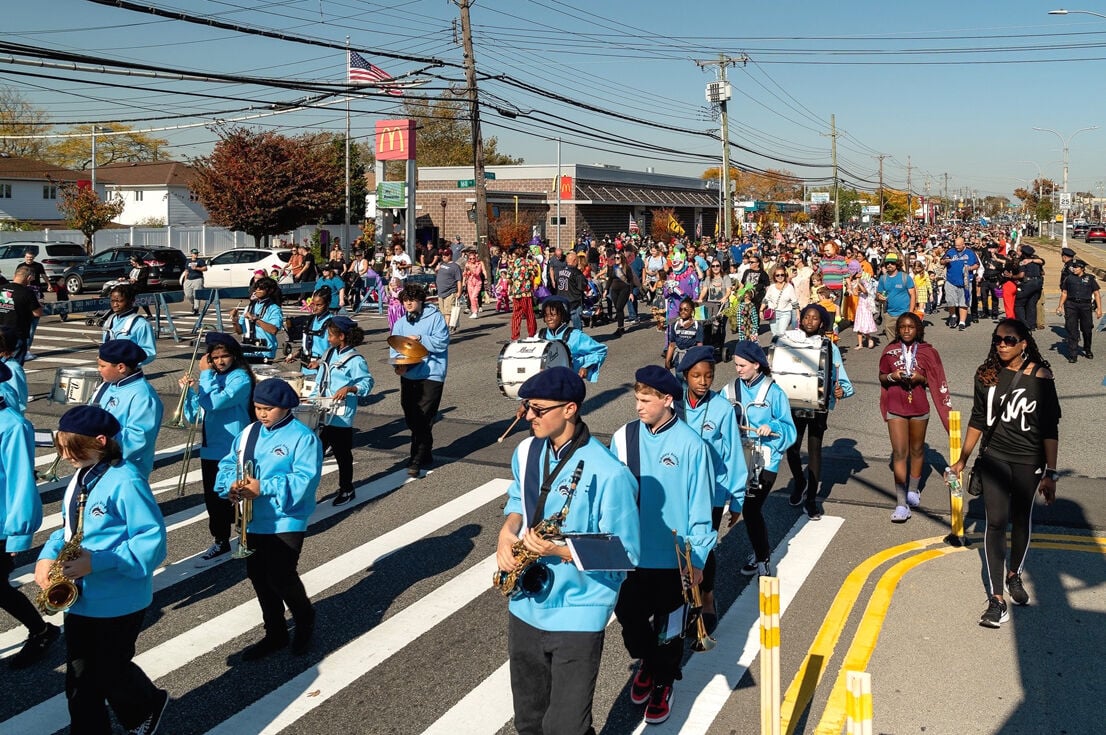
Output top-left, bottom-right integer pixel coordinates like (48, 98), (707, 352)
(36, 493), (87, 615)
(494, 460), (585, 597)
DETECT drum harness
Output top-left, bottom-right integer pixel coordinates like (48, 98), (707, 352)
(318, 347), (372, 408)
(723, 377), (773, 493)
(300, 314), (333, 366)
(103, 309), (142, 338)
(537, 326), (575, 362)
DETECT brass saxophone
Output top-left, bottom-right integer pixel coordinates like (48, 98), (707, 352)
(36, 493), (87, 615)
(493, 460), (585, 597)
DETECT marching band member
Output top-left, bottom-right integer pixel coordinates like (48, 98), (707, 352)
(312, 316), (374, 507)
(1, 361), (58, 670)
(389, 283), (449, 477)
(216, 378), (321, 660)
(182, 333), (256, 561)
(0, 325), (28, 412)
(497, 366), (640, 735)
(537, 296), (608, 381)
(102, 284), (156, 366)
(36, 405), (168, 735)
(677, 346), (746, 629)
(233, 277), (284, 363)
(723, 341), (797, 577)
(285, 288), (333, 378)
(610, 366), (715, 725)
(91, 340), (163, 476)
(781, 304), (854, 520)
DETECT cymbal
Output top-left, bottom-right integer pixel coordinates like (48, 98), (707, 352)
(387, 334), (429, 361)
(388, 356), (425, 366)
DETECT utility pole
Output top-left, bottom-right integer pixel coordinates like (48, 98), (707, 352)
(695, 53), (747, 240)
(872, 154), (887, 225)
(823, 114), (840, 227)
(943, 173), (950, 222)
(924, 176), (932, 225)
(456, 0), (488, 259)
(905, 155), (912, 224)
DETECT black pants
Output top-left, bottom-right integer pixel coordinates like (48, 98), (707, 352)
(1014, 279), (1042, 329)
(786, 410), (828, 504)
(741, 469), (778, 563)
(701, 506), (724, 595)
(508, 614), (603, 735)
(202, 458), (234, 543)
(615, 568), (685, 686)
(978, 280), (999, 316)
(245, 532), (313, 641)
(608, 279), (631, 330)
(979, 455), (1038, 597)
(0, 540), (46, 634)
(65, 609), (159, 735)
(1064, 303), (1094, 354)
(400, 377), (444, 465)
(321, 425), (354, 494)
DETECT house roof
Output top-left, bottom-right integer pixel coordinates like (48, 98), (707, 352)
(0, 155), (87, 182)
(98, 161), (197, 187)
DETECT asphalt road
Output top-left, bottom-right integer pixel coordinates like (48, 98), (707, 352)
(3, 252), (1103, 735)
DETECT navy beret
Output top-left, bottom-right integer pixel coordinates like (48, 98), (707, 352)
(1061, 247), (1076, 258)
(253, 378), (300, 409)
(99, 339), (146, 367)
(59, 405), (120, 438)
(205, 332), (239, 350)
(677, 345), (717, 373)
(800, 303), (832, 330)
(1020, 244), (1035, 256)
(732, 340), (770, 373)
(330, 315), (357, 333)
(0, 360), (10, 384)
(518, 365), (586, 405)
(541, 295), (570, 312)
(635, 365), (681, 398)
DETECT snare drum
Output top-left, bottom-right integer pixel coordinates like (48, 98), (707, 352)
(768, 339), (831, 412)
(278, 372), (305, 397)
(253, 365), (282, 382)
(291, 396), (333, 431)
(497, 338), (572, 399)
(49, 367), (103, 405)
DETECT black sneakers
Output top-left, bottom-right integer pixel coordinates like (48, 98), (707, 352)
(788, 479), (806, 507)
(1006, 573), (1030, 606)
(128, 688), (169, 735)
(240, 635), (289, 662)
(979, 597), (1009, 628)
(9, 622), (60, 670)
(332, 489), (356, 507)
(644, 685), (674, 724)
(740, 555), (771, 577)
(630, 664), (654, 705)
(201, 540), (231, 561)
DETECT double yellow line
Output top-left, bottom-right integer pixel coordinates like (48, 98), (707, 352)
(777, 532), (1105, 734)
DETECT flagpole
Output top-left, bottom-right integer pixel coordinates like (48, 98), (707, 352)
(344, 37), (352, 262)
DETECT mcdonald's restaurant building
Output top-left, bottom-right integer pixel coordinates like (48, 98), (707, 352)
(413, 163), (720, 246)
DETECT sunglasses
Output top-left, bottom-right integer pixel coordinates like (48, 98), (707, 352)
(775, 274), (787, 279)
(522, 400), (569, 418)
(992, 334), (1022, 347)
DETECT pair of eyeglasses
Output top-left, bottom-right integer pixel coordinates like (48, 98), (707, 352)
(992, 334), (1021, 347)
(775, 274), (787, 279)
(522, 400), (568, 418)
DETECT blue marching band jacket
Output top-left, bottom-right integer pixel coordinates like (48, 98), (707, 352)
(91, 371), (164, 476)
(1, 398), (40, 553)
(537, 324), (608, 383)
(722, 374), (798, 474)
(239, 299), (284, 361)
(184, 366), (254, 461)
(311, 346), (375, 429)
(680, 386), (748, 512)
(102, 309), (157, 366)
(299, 314), (333, 377)
(0, 355), (27, 412)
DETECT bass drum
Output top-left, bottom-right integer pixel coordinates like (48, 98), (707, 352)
(497, 338), (572, 399)
(49, 367), (103, 405)
(768, 338), (831, 412)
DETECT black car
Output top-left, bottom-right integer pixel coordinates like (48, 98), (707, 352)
(1072, 223), (1091, 240)
(62, 247), (187, 294)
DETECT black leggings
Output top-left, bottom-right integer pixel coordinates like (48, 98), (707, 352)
(0, 540), (47, 635)
(979, 454), (1038, 596)
(701, 506), (725, 595)
(785, 411), (827, 502)
(320, 425), (354, 494)
(742, 469), (778, 563)
(201, 458), (234, 543)
(608, 279), (631, 329)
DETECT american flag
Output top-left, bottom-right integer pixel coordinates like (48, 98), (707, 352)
(628, 213), (639, 233)
(348, 51), (403, 96)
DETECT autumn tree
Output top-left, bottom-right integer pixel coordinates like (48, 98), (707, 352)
(489, 212), (538, 247)
(55, 182), (126, 254)
(0, 88), (52, 160)
(190, 128), (344, 246)
(649, 208), (683, 241)
(1013, 178), (1056, 210)
(314, 133), (368, 224)
(47, 123), (170, 169)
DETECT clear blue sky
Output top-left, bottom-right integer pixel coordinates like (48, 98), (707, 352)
(4, 0), (1106, 201)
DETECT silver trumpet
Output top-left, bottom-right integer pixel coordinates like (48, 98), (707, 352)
(232, 459), (255, 559)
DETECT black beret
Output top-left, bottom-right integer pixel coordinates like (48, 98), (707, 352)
(635, 365), (681, 398)
(518, 366), (586, 405)
(330, 316), (356, 332)
(1072, 259), (1088, 269)
(205, 332), (239, 350)
(541, 295), (570, 312)
(0, 360), (10, 384)
(1061, 247), (1076, 258)
(99, 339), (146, 367)
(253, 378), (300, 409)
(677, 345), (717, 373)
(59, 405), (120, 438)
(733, 340), (770, 373)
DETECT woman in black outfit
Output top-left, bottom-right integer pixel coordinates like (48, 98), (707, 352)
(1013, 244), (1045, 329)
(950, 318), (1060, 629)
(606, 250), (640, 337)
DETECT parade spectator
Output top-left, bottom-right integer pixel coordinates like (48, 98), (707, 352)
(875, 253), (916, 344)
(940, 236), (979, 330)
(507, 246), (540, 340)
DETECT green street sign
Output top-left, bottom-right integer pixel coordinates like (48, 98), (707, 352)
(457, 179), (475, 188)
(484, 172), (496, 180)
(377, 181), (406, 208)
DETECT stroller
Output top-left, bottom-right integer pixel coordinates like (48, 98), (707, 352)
(698, 301), (729, 362)
(580, 278), (608, 328)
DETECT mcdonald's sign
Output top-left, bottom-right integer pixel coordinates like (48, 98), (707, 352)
(559, 175), (573, 201)
(375, 119), (416, 161)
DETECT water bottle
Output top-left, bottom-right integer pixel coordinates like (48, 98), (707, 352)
(945, 467), (962, 498)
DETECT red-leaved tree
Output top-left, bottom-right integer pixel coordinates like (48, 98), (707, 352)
(55, 182), (126, 254)
(190, 128), (344, 245)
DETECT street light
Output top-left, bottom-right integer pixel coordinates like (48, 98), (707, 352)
(1032, 125), (1098, 247)
(1048, 9), (1106, 19)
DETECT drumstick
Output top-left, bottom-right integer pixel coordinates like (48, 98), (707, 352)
(497, 413), (523, 443)
(739, 425), (779, 437)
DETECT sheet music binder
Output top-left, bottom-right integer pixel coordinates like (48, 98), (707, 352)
(563, 533), (634, 572)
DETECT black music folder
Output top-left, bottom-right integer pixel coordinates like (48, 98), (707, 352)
(563, 534), (634, 572)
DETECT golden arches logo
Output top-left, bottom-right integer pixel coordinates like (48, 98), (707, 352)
(377, 127), (406, 155)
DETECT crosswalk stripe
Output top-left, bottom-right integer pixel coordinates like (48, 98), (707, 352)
(0, 478), (509, 735)
(34, 442), (189, 474)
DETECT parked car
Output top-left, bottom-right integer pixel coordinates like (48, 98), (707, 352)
(0, 241), (88, 281)
(62, 246), (187, 294)
(1072, 223), (1091, 240)
(202, 248), (293, 288)
(1084, 225), (1106, 243)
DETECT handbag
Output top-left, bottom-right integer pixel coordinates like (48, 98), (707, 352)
(965, 363), (1030, 496)
(762, 307), (775, 321)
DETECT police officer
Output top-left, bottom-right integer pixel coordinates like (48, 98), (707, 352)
(1056, 260), (1102, 362)
(1057, 247), (1077, 291)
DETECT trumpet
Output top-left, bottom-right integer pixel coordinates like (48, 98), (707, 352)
(232, 459), (255, 559)
(673, 530), (715, 653)
(37, 454), (64, 483)
(168, 329), (207, 429)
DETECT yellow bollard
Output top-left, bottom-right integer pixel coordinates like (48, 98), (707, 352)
(948, 410), (964, 541)
(845, 671), (873, 735)
(760, 576), (781, 735)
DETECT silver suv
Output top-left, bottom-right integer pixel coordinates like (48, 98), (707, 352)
(0, 241), (89, 281)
